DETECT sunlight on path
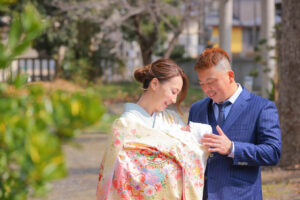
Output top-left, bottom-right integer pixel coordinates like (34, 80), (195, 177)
(46, 133), (108, 200)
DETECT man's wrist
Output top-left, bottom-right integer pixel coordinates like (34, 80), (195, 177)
(228, 141), (235, 158)
(228, 141), (233, 154)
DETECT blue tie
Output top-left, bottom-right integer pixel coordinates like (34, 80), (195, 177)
(217, 101), (231, 126)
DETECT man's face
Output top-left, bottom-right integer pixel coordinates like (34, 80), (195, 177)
(197, 67), (234, 103)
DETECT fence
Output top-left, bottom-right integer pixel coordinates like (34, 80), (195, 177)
(0, 58), (56, 82)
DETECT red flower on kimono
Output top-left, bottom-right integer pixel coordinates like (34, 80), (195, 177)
(114, 138), (121, 146)
(113, 128), (120, 137)
(155, 183), (163, 191)
(126, 184), (132, 191)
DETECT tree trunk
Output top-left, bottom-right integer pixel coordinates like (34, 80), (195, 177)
(278, 0), (300, 167)
(55, 45), (66, 79)
(138, 32), (157, 65)
(133, 15), (157, 66)
(140, 43), (153, 66)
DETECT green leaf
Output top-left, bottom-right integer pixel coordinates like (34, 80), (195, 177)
(8, 14), (22, 49)
(254, 46), (260, 52)
(259, 39), (267, 45)
(12, 74), (29, 89)
(11, 39), (31, 57)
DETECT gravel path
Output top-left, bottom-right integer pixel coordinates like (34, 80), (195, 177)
(44, 133), (108, 200)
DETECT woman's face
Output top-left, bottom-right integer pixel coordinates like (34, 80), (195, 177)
(151, 75), (183, 112)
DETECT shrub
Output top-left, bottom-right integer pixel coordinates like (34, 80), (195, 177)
(0, 77), (105, 199)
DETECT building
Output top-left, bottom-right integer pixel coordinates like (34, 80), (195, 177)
(177, 0), (281, 58)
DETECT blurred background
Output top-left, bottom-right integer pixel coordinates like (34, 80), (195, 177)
(0, 0), (299, 199)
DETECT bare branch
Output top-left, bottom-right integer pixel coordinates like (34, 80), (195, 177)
(146, 0), (159, 35)
(119, 0), (132, 10)
(49, 1), (110, 13)
(104, 7), (147, 29)
(163, 0), (195, 58)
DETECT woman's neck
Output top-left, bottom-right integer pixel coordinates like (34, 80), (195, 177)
(136, 93), (155, 116)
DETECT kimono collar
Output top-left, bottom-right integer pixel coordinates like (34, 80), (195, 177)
(123, 103), (155, 128)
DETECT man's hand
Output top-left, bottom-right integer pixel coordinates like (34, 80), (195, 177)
(200, 125), (232, 155)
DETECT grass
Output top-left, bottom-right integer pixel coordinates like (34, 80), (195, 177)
(93, 81), (142, 103)
(93, 81), (205, 106)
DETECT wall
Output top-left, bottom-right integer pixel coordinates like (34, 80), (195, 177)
(212, 26), (243, 53)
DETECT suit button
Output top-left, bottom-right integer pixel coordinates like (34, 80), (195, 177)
(238, 162), (248, 166)
(209, 153), (214, 158)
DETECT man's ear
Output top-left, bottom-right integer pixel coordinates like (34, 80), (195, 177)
(228, 70), (235, 82)
(149, 78), (159, 91)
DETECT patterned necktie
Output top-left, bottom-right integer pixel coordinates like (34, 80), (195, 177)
(217, 101), (231, 126)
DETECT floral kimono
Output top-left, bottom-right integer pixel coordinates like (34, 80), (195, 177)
(97, 103), (210, 200)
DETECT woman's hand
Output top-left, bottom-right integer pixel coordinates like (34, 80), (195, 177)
(181, 125), (190, 132)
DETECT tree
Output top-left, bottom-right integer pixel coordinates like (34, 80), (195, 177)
(8, 0), (204, 78)
(9, 0), (119, 80)
(278, 0), (300, 167)
(115, 0), (201, 65)
(4, 0), (75, 78)
(51, 0), (203, 65)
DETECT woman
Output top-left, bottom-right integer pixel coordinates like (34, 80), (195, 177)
(97, 58), (210, 200)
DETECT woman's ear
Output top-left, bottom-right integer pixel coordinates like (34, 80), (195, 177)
(149, 78), (159, 91)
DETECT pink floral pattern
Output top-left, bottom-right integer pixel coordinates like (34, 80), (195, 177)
(97, 118), (208, 200)
(110, 147), (182, 199)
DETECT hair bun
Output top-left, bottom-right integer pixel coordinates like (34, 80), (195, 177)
(134, 67), (147, 83)
(134, 64), (153, 86)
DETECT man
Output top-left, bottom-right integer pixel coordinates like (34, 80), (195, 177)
(188, 48), (281, 200)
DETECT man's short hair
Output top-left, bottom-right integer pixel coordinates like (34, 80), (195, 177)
(194, 48), (231, 72)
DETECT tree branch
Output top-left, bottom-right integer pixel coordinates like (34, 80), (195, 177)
(163, 0), (194, 58)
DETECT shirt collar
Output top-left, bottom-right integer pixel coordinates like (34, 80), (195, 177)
(227, 83), (243, 104)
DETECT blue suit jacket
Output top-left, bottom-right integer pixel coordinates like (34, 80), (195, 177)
(188, 88), (281, 200)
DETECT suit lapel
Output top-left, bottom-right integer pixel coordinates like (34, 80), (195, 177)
(222, 88), (251, 132)
(198, 98), (211, 124)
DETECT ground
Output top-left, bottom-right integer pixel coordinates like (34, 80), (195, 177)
(38, 132), (300, 200)
(40, 133), (107, 200)
(35, 103), (300, 200)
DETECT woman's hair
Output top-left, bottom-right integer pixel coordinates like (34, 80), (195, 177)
(134, 58), (188, 114)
